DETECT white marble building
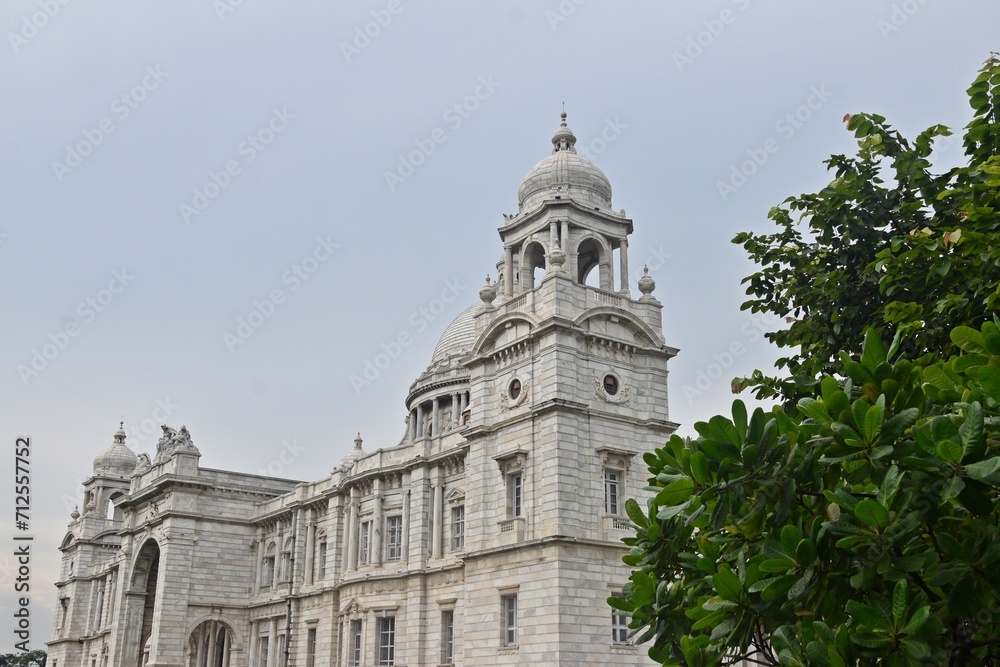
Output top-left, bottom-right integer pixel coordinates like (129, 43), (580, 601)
(47, 114), (679, 667)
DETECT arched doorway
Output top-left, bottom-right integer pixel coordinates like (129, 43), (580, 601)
(187, 620), (234, 667)
(127, 539), (160, 667)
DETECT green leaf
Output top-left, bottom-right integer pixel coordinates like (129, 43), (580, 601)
(712, 568), (742, 601)
(854, 499), (890, 529)
(624, 497), (647, 529)
(935, 439), (963, 464)
(781, 525), (799, 557)
(655, 478), (695, 506)
(861, 329), (888, 370)
(951, 325), (987, 354)
(964, 457), (1000, 483)
(847, 600), (890, 630)
(892, 580), (907, 626)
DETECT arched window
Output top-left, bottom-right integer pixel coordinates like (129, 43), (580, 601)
(187, 620), (234, 667)
(262, 544), (276, 588)
(520, 242), (547, 292)
(106, 493), (124, 521)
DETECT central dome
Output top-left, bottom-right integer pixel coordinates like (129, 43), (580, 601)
(431, 304), (480, 364)
(517, 113), (613, 212)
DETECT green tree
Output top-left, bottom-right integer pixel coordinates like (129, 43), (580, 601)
(616, 322), (1000, 666)
(616, 60), (1000, 666)
(732, 56), (1000, 403)
(0, 651), (46, 667)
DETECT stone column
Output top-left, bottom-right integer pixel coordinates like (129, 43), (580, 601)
(247, 623), (257, 667)
(416, 404), (424, 440)
(619, 239), (630, 294)
(373, 479), (384, 566)
(304, 509), (316, 585)
(195, 626), (206, 667)
(267, 618), (277, 667)
(432, 469), (443, 559)
(346, 490), (359, 571)
(504, 246), (514, 297)
(207, 621), (218, 667)
(409, 409), (417, 441)
(452, 393), (460, 426)
(401, 487), (411, 564)
(432, 397), (440, 437)
(549, 221), (557, 251)
(561, 220), (570, 251)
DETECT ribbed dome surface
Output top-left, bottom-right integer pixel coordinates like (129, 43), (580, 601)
(431, 304), (480, 363)
(516, 113), (613, 211)
(93, 426), (137, 477)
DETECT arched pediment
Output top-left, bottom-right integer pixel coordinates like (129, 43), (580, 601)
(471, 313), (539, 356)
(574, 308), (661, 347)
(59, 532), (76, 550)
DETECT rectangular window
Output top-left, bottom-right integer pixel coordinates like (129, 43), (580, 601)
(386, 515), (403, 561)
(262, 556), (275, 587)
(452, 506), (465, 550)
(317, 541), (327, 579)
(378, 617), (395, 666)
(604, 469), (621, 515)
(359, 521), (371, 565)
(258, 636), (269, 667)
(441, 610), (455, 664)
(506, 473), (522, 517)
(350, 620), (363, 667)
(306, 628), (317, 667)
(612, 596), (630, 645)
(276, 635), (286, 665)
(502, 594), (518, 646)
(280, 550), (291, 581)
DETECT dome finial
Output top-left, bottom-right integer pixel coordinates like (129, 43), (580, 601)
(551, 109), (576, 153)
(354, 433), (363, 449)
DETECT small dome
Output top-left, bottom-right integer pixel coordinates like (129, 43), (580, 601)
(339, 433), (366, 471)
(431, 304), (480, 364)
(517, 113), (613, 212)
(93, 423), (137, 478)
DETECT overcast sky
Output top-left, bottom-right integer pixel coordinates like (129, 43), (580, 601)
(2, 0), (997, 645)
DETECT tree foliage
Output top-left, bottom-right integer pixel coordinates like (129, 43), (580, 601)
(732, 57), (1000, 402)
(617, 59), (1000, 666)
(616, 322), (1000, 666)
(0, 651), (46, 667)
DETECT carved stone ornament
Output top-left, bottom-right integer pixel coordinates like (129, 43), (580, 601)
(495, 450), (528, 475)
(154, 424), (199, 463)
(500, 377), (529, 411)
(133, 453), (152, 476)
(594, 375), (630, 405)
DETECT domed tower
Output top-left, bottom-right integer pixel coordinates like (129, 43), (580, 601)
(456, 114), (677, 666)
(48, 424), (136, 667)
